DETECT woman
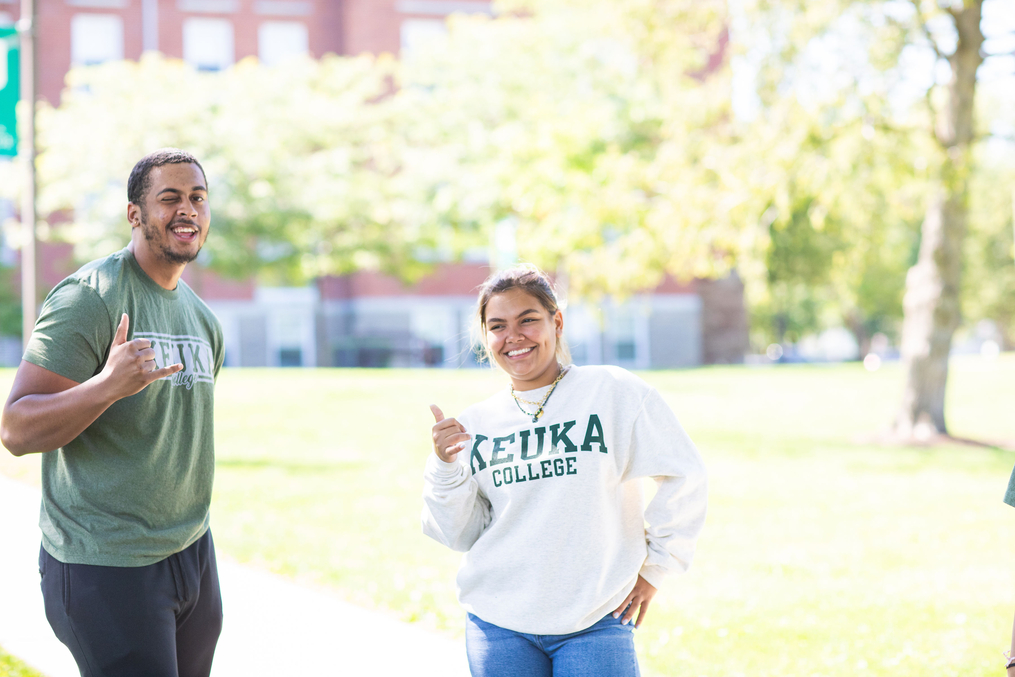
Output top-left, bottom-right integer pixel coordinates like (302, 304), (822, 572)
(423, 264), (707, 676)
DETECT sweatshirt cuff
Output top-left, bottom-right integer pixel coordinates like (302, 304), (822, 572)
(425, 452), (463, 477)
(637, 563), (668, 591)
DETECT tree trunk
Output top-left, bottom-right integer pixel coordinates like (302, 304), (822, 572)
(894, 1), (983, 440)
(845, 310), (870, 358)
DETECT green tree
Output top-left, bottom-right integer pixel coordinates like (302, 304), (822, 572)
(25, 53), (440, 284)
(962, 85), (1015, 349)
(742, 98), (926, 350)
(397, 0), (745, 297)
(6, 3), (742, 298)
(737, 0), (1013, 438)
(894, 0), (987, 438)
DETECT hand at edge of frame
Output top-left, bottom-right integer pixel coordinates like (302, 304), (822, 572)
(613, 575), (657, 629)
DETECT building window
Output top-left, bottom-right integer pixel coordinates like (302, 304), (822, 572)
(183, 18), (234, 71)
(615, 341), (636, 361)
(258, 21), (308, 66)
(66, 0), (130, 7)
(607, 305), (638, 365)
(395, 1), (492, 15)
(253, 1), (313, 16)
(71, 14), (124, 66)
(278, 347), (302, 367)
(177, 0), (239, 12)
(399, 18), (447, 57)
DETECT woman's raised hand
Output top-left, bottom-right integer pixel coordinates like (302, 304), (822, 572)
(430, 404), (471, 463)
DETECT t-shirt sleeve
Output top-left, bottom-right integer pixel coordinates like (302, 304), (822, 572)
(212, 321), (225, 379)
(23, 281), (113, 384)
(1004, 466), (1015, 508)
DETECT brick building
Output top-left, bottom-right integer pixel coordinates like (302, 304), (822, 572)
(0, 0), (493, 103)
(0, 0), (748, 369)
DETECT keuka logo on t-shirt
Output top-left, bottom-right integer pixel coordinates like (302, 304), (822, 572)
(135, 332), (215, 390)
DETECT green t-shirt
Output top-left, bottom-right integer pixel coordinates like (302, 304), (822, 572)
(24, 248), (224, 566)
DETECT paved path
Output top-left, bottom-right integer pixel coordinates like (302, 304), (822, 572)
(0, 474), (470, 677)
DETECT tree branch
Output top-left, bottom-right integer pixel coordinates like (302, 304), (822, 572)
(908, 0), (946, 61)
(922, 82), (940, 134)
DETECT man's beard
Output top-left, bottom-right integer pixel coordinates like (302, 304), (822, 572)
(140, 211), (202, 265)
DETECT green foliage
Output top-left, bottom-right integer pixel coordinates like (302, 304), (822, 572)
(743, 102), (927, 346)
(734, 0), (1013, 348)
(963, 81), (1015, 348)
(19, 2), (740, 296)
(0, 646), (42, 677)
(399, 0), (738, 296)
(964, 146), (1015, 348)
(30, 53), (440, 284)
(0, 267), (20, 337)
(14, 0), (1012, 341)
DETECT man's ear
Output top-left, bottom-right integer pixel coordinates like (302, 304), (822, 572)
(127, 202), (141, 228)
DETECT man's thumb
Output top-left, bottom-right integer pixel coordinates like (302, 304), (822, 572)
(429, 404), (445, 423)
(114, 313), (129, 345)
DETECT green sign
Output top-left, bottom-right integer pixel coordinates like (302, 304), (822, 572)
(0, 27), (18, 157)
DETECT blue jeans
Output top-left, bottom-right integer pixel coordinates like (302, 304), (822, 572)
(465, 610), (641, 677)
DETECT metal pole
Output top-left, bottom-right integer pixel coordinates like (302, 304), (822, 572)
(17, 0), (35, 349)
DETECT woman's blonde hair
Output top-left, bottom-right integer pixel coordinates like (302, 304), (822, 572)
(474, 263), (572, 366)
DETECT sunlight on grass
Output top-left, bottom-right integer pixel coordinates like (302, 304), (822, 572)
(2, 354), (1014, 676)
(0, 645), (42, 677)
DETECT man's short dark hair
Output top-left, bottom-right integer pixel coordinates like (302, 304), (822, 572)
(127, 148), (207, 206)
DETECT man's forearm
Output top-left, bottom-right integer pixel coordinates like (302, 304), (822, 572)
(1, 376), (117, 456)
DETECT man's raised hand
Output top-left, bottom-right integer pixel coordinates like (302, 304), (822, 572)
(99, 314), (183, 399)
(430, 404), (471, 463)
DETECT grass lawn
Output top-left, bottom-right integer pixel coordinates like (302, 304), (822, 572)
(2, 355), (1014, 676)
(0, 646), (42, 677)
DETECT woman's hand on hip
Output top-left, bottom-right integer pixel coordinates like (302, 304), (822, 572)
(613, 575), (657, 629)
(430, 404), (471, 463)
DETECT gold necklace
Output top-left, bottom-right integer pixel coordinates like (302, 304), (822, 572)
(510, 366), (569, 423)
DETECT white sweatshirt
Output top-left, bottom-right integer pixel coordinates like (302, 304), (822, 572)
(422, 365), (707, 635)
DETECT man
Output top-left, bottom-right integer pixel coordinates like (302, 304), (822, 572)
(1, 148), (225, 677)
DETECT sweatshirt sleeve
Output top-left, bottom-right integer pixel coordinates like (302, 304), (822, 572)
(624, 388), (708, 590)
(422, 452), (492, 552)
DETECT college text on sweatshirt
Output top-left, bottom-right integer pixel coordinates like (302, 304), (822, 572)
(466, 414), (610, 488)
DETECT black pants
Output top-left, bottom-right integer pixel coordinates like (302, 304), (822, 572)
(39, 530), (223, 677)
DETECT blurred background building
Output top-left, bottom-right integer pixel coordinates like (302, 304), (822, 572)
(0, 0), (748, 369)
(1, 0), (495, 102)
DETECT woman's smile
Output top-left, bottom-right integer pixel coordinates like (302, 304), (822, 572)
(485, 289), (563, 390)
